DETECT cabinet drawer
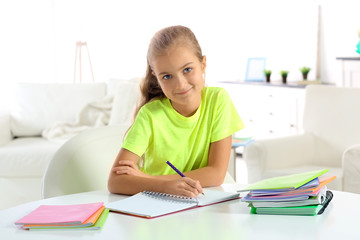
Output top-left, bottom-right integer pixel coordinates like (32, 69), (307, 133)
(214, 82), (305, 139)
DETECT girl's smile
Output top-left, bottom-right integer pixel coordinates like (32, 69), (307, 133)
(175, 87), (193, 95)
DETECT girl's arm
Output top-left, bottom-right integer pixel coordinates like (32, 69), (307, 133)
(107, 148), (203, 197)
(108, 135), (232, 194)
(175, 135), (232, 187)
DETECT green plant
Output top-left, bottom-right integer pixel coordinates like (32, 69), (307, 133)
(263, 69), (272, 76)
(299, 66), (311, 74)
(280, 70), (289, 77)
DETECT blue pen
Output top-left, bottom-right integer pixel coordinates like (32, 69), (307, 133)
(166, 161), (185, 177)
(166, 160), (204, 195)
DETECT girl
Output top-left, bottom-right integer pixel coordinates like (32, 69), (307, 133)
(108, 25), (244, 197)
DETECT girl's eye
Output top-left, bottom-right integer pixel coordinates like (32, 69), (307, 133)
(163, 74), (171, 80)
(184, 67), (192, 73)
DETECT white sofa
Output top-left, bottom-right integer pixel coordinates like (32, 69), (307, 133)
(0, 78), (140, 210)
(243, 85), (360, 193)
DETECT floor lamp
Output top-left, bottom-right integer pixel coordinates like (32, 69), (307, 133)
(73, 41), (95, 83)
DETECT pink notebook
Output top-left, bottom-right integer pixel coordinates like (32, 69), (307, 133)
(15, 202), (104, 225)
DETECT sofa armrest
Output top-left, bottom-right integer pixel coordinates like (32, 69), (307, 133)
(343, 144), (360, 193)
(243, 133), (315, 183)
(42, 124), (129, 198)
(0, 109), (12, 146)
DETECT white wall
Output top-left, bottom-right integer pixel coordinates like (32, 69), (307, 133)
(0, 0), (54, 107)
(319, 0), (360, 84)
(0, 0), (359, 107)
(50, 0), (320, 84)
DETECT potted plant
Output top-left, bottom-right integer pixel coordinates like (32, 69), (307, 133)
(299, 66), (311, 80)
(280, 70), (289, 84)
(264, 69), (272, 83)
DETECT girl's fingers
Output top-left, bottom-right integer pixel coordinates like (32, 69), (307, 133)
(118, 160), (136, 167)
(112, 166), (133, 175)
(182, 185), (199, 197)
(112, 165), (148, 178)
(177, 178), (203, 197)
(194, 181), (204, 195)
(181, 177), (203, 195)
(180, 189), (198, 198)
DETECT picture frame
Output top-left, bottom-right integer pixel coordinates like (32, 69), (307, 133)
(244, 57), (266, 82)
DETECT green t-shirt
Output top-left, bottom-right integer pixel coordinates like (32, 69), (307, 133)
(122, 87), (244, 175)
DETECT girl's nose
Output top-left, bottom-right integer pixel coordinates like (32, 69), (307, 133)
(176, 74), (188, 88)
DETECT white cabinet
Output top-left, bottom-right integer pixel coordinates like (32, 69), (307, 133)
(213, 82), (305, 140)
(337, 57), (360, 87)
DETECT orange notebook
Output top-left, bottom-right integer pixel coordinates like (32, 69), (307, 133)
(15, 202), (104, 226)
(279, 176), (336, 196)
(23, 206), (105, 229)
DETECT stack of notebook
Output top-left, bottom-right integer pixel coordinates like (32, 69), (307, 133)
(239, 169), (335, 216)
(15, 202), (109, 230)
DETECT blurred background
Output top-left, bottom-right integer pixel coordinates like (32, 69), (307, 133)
(0, 0), (359, 106)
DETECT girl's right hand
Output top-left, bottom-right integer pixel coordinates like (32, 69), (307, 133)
(163, 177), (204, 198)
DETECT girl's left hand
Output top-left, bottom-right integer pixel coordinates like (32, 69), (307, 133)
(112, 160), (149, 178)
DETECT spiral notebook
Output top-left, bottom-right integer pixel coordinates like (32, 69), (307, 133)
(106, 189), (240, 218)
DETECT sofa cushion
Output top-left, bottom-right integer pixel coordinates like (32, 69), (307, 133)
(0, 109), (11, 146)
(0, 137), (62, 177)
(108, 78), (141, 126)
(10, 83), (107, 137)
(343, 144), (360, 193)
(303, 85), (360, 153)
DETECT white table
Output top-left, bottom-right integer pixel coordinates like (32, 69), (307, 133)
(0, 184), (359, 240)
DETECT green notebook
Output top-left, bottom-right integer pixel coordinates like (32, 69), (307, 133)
(27, 208), (109, 231)
(250, 205), (323, 216)
(238, 169), (328, 192)
(250, 191), (333, 216)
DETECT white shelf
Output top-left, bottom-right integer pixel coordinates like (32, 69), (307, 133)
(214, 82), (305, 140)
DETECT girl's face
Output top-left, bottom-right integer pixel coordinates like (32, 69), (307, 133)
(151, 45), (206, 117)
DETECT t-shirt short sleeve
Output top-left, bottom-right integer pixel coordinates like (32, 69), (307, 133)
(121, 107), (152, 157)
(210, 88), (244, 143)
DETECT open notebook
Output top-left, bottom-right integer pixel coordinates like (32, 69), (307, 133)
(106, 189), (240, 218)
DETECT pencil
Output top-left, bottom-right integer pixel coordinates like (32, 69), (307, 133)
(166, 160), (205, 195)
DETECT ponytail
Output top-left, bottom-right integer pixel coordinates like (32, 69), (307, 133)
(133, 62), (165, 119)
